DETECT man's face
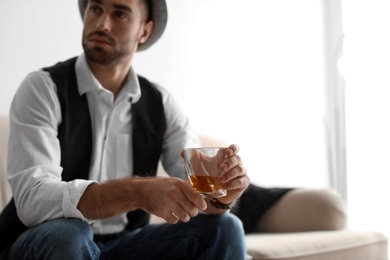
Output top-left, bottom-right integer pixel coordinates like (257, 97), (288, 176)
(82, 0), (151, 65)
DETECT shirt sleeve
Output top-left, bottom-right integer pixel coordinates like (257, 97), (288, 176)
(7, 70), (96, 227)
(155, 84), (201, 180)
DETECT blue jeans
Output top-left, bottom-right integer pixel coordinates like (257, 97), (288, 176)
(8, 213), (246, 260)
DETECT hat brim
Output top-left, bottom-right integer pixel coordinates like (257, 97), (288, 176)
(78, 0), (167, 51)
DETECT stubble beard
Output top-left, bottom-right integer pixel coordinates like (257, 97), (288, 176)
(82, 32), (130, 66)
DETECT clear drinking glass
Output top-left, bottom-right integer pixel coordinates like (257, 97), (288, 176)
(183, 147), (227, 198)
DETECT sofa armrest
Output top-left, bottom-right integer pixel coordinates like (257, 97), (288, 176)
(0, 115), (12, 212)
(255, 188), (347, 232)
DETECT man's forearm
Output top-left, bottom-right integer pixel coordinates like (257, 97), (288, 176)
(77, 178), (142, 220)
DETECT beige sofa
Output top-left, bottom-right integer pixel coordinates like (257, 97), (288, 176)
(0, 115), (388, 259)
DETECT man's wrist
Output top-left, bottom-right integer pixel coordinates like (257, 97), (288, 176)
(210, 198), (232, 210)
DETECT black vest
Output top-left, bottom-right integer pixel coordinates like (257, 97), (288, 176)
(0, 57), (166, 254)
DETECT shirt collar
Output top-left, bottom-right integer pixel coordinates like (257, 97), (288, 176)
(75, 53), (141, 103)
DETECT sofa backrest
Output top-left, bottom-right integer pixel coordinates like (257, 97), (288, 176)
(0, 115), (11, 211)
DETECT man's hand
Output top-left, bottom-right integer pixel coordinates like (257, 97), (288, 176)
(204, 144), (250, 214)
(136, 177), (207, 224)
(77, 176), (207, 224)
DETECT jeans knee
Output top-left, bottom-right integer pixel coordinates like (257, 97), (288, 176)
(193, 213), (246, 259)
(219, 213), (244, 229)
(216, 213), (245, 238)
(196, 213), (245, 242)
(38, 218), (93, 244)
(9, 218), (99, 260)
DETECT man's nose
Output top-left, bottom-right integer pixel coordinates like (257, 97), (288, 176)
(96, 14), (111, 32)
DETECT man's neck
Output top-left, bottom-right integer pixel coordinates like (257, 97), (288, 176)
(88, 59), (132, 98)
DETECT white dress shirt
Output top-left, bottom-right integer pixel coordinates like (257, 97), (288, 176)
(7, 54), (200, 234)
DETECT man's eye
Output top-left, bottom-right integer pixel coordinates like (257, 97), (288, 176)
(114, 11), (127, 19)
(90, 6), (100, 14)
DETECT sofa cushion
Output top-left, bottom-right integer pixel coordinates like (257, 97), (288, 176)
(256, 188), (347, 233)
(246, 230), (388, 260)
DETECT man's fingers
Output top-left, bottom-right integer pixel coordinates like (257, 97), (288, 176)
(226, 144), (240, 156)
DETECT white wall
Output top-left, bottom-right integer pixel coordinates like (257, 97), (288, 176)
(0, 1), (83, 114)
(343, 0), (390, 243)
(0, 0), (327, 189)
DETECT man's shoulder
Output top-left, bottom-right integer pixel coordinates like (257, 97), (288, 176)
(136, 74), (171, 99)
(21, 69), (54, 90)
(42, 57), (78, 73)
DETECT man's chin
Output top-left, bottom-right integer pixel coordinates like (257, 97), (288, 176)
(83, 45), (129, 66)
(84, 48), (113, 65)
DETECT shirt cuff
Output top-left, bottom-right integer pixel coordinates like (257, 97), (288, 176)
(62, 179), (98, 222)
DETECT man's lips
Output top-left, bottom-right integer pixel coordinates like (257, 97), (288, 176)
(89, 37), (112, 46)
(87, 31), (115, 46)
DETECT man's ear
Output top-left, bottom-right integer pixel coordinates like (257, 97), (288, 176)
(138, 21), (153, 45)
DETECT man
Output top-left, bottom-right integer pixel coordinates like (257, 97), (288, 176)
(1, 0), (250, 259)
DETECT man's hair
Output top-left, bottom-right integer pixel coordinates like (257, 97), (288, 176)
(143, 0), (153, 22)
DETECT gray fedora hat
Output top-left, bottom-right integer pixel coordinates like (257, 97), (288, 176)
(78, 0), (167, 51)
